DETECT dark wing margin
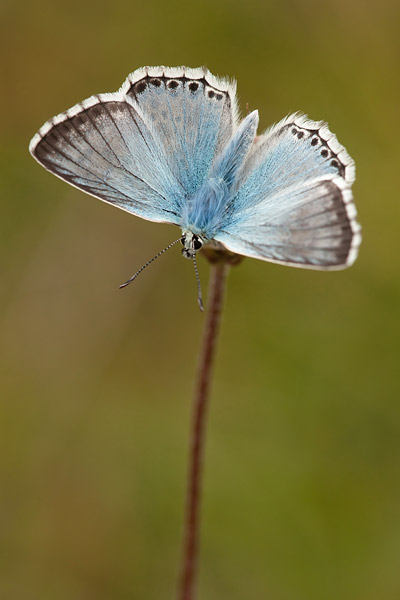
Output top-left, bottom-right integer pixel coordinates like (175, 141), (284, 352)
(215, 177), (361, 270)
(29, 93), (183, 224)
(120, 66), (239, 195)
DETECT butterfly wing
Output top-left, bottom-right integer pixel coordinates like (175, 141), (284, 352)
(122, 66), (239, 195)
(213, 113), (361, 269)
(29, 67), (239, 224)
(29, 92), (185, 223)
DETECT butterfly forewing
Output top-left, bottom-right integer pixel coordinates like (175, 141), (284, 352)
(214, 114), (360, 269)
(30, 68), (360, 272)
(30, 94), (185, 224)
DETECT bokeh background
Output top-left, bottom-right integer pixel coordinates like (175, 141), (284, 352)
(1, 1), (399, 598)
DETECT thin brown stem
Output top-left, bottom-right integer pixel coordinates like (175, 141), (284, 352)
(179, 260), (229, 600)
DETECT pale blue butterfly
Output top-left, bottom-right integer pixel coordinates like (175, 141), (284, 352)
(29, 66), (361, 304)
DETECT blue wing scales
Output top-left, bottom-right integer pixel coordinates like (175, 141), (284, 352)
(214, 113), (361, 269)
(30, 93), (184, 223)
(29, 66), (239, 224)
(30, 71), (361, 271)
(123, 66), (238, 194)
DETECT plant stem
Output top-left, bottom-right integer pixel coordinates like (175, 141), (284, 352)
(179, 259), (229, 600)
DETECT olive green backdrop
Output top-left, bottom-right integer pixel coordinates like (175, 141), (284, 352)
(1, 1), (399, 599)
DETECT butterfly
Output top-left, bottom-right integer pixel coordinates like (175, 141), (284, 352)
(29, 66), (361, 302)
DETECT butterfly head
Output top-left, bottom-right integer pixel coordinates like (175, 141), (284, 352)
(181, 232), (204, 259)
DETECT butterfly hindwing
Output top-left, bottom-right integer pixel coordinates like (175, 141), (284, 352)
(30, 67), (239, 224)
(180, 110), (259, 236)
(122, 66), (238, 195)
(30, 70), (361, 272)
(214, 114), (361, 269)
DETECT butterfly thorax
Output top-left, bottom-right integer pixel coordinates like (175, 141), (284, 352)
(181, 176), (231, 243)
(29, 66), (360, 274)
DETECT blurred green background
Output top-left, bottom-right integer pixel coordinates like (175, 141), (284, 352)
(1, 0), (399, 598)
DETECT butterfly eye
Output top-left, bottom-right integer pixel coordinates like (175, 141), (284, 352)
(180, 237), (186, 246)
(193, 237), (203, 250)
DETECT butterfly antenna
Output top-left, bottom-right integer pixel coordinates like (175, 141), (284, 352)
(119, 237), (182, 289)
(193, 254), (204, 312)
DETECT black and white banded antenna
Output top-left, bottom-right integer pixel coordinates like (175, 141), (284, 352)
(193, 254), (204, 312)
(119, 237), (183, 289)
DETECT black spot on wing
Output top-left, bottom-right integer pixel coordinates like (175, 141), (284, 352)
(285, 122), (346, 178)
(126, 73), (231, 106)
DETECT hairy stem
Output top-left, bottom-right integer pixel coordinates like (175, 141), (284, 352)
(179, 260), (229, 600)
